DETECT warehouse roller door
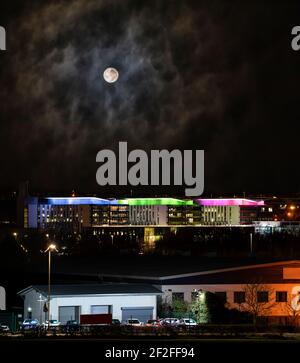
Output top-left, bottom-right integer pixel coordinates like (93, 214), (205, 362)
(91, 305), (111, 314)
(59, 306), (80, 324)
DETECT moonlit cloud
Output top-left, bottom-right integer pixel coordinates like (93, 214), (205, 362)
(0, 0), (299, 193)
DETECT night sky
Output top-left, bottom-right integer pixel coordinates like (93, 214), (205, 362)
(0, 0), (300, 196)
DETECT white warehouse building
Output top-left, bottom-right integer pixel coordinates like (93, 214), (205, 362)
(0, 286), (5, 310)
(18, 284), (161, 324)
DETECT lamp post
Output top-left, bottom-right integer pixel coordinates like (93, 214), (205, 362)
(45, 244), (57, 329)
(27, 307), (32, 319)
(37, 294), (45, 324)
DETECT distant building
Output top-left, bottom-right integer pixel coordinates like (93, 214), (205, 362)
(254, 221), (300, 235)
(195, 198), (265, 225)
(24, 197), (200, 232)
(17, 181), (29, 228)
(22, 196), (265, 233)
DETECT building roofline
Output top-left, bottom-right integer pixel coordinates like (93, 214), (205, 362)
(18, 285), (35, 296)
(99, 260), (300, 281)
(196, 198), (264, 206)
(18, 284), (162, 296)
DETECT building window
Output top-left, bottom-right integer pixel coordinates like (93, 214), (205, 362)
(234, 291), (246, 304)
(276, 291), (287, 302)
(172, 292), (184, 301)
(257, 291), (269, 303)
(215, 292), (227, 304)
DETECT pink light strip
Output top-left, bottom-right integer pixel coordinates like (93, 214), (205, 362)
(196, 198), (265, 206)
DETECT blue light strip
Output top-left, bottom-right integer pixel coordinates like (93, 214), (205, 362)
(45, 197), (118, 205)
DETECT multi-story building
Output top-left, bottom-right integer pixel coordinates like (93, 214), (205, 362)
(196, 198), (264, 225)
(23, 196), (265, 233)
(124, 198), (198, 226)
(26, 197), (114, 233)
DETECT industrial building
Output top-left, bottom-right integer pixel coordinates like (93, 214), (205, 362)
(18, 260), (300, 326)
(0, 286), (5, 310)
(18, 284), (161, 324)
(101, 260), (300, 325)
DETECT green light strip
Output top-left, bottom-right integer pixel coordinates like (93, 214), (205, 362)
(118, 198), (194, 206)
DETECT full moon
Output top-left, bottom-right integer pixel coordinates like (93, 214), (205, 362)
(103, 67), (119, 83)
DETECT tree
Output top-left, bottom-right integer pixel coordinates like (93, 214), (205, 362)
(172, 298), (190, 317)
(191, 291), (209, 323)
(240, 283), (275, 326)
(157, 297), (190, 318)
(283, 291), (300, 326)
(189, 291), (252, 324)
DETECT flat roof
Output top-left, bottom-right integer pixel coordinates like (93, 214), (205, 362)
(99, 260), (300, 285)
(49, 256), (285, 279)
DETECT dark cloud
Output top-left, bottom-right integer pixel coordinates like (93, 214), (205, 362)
(0, 0), (300, 194)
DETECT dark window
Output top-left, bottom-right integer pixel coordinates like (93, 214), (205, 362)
(234, 291), (246, 304)
(276, 291), (287, 302)
(257, 291), (269, 303)
(215, 292), (227, 304)
(172, 292), (184, 301)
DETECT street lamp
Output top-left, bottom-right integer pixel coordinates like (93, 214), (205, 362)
(45, 244), (58, 328)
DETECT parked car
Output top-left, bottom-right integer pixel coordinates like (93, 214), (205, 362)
(145, 319), (161, 327)
(21, 319), (40, 331)
(63, 320), (80, 333)
(179, 318), (197, 326)
(0, 324), (10, 332)
(111, 319), (121, 326)
(42, 319), (61, 329)
(123, 319), (143, 326)
(160, 318), (180, 326)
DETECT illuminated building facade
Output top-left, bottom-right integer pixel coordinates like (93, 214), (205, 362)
(24, 197), (265, 233)
(129, 205), (168, 225)
(168, 204), (202, 225)
(195, 198), (265, 226)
